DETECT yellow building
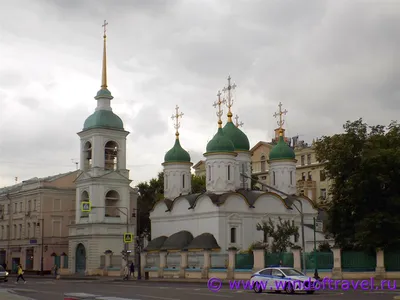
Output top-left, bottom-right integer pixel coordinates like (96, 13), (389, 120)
(192, 160), (206, 177)
(0, 170), (78, 273)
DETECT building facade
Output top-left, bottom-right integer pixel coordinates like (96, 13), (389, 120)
(0, 171), (78, 272)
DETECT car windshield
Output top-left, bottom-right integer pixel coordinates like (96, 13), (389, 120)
(281, 268), (304, 276)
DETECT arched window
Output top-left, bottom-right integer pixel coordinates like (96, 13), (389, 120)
(104, 141), (118, 170)
(165, 174), (168, 190)
(81, 191), (89, 218)
(84, 141), (92, 170)
(27, 223), (31, 238)
(105, 190), (120, 217)
(290, 171), (293, 185)
(182, 174), (185, 189)
(227, 165), (231, 181)
(208, 165), (212, 181)
(273, 171), (276, 185)
(261, 155), (266, 172)
(308, 171), (312, 181)
(230, 227), (236, 243)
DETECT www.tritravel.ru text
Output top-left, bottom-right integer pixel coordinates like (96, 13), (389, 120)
(206, 277), (397, 292)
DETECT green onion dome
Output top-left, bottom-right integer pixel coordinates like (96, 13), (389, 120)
(223, 121), (250, 151)
(164, 138), (191, 163)
(205, 127), (235, 154)
(269, 134), (295, 161)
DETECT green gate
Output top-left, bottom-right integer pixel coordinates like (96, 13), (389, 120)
(235, 253), (254, 269)
(265, 252), (294, 267)
(341, 251), (376, 272)
(63, 256), (69, 269)
(54, 256), (61, 268)
(384, 252), (400, 271)
(301, 252), (333, 270)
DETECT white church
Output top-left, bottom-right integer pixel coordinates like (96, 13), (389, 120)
(149, 78), (326, 254)
(68, 22), (137, 274)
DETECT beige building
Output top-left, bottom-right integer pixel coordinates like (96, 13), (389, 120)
(192, 160), (205, 177)
(0, 170), (78, 273)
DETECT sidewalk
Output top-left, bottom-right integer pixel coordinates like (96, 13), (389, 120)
(0, 289), (32, 300)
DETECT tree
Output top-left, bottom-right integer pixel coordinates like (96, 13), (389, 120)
(191, 175), (206, 193)
(256, 217), (299, 252)
(314, 119), (400, 251)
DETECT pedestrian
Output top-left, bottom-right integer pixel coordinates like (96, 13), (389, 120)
(279, 260), (283, 267)
(123, 264), (129, 280)
(53, 264), (59, 279)
(130, 262), (135, 278)
(16, 264), (26, 284)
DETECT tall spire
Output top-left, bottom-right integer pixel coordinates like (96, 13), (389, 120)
(222, 75), (236, 122)
(171, 105), (184, 139)
(213, 91), (226, 128)
(101, 20), (108, 90)
(273, 102), (288, 136)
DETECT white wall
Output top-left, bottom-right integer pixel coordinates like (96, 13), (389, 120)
(163, 163), (192, 199)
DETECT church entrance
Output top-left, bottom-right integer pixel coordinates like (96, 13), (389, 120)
(75, 243), (86, 274)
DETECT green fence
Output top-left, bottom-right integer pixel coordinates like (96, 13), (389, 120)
(341, 251), (376, 272)
(265, 252), (294, 267)
(301, 252), (333, 270)
(384, 252), (400, 271)
(63, 256), (69, 269)
(235, 253), (254, 269)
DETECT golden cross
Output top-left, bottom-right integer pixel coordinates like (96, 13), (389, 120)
(171, 105), (184, 138)
(234, 114), (243, 128)
(273, 102), (288, 129)
(213, 90), (226, 127)
(102, 20), (108, 37)
(222, 75), (236, 117)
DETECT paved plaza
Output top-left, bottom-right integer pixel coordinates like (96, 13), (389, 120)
(0, 278), (400, 300)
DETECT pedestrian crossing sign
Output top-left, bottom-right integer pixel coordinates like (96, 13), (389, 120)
(81, 201), (91, 212)
(124, 233), (133, 243)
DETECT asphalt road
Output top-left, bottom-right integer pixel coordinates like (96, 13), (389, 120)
(0, 279), (399, 300)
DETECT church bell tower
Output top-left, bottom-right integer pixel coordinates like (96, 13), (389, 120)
(68, 21), (134, 275)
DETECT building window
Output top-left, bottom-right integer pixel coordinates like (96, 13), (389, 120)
(227, 165), (231, 180)
(84, 141), (92, 171)
(182, 174), (185, 189)
(301, 172), (306, 181)
(320, 189), (327, 200)
(27, 223), (30, 238)
(52, 221), (61, 237)
(27, 200), (31, 212)
(208, 165), (212, 181)
(307, 154), (311, 165)
(273, 171), (276, 185)
(14, 203), (17, 214)
(301, 155), (305, 166)
(230, 227), (236, 243)
(260, 156), (266, 172)
(19, 224), (22, 239)
(6, 226), (9, 239)
(300, 190), (304, 196)
(165, 174), (168, 189)
(0, 226), (3, 240)
(320, 170), (326, 181)
(290, 171), (293, 185)
(104, 141), (118, 170)
(19, 202), (22, 212)
(308, 171), (312, 181)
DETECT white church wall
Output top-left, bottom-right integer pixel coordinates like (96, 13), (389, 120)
(253, 193), (293, 215)
(234, 152), (251, 190)
(205, 154), (237, 194)
(163, 164), (192, 199)
(269, 161), (297, 195)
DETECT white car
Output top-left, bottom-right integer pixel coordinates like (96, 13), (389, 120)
(250, 267), (317, 294)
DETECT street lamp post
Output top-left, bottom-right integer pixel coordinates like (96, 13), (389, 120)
(313, 217), (320, 279)
(132, 208), (141, 280)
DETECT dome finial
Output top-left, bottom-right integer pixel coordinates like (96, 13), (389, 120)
(273, 101), (288, 137)
(222, 75), (236, 122)
(171, 105), (184, 139)
(213, 90), (226, 128)
(234, 114), (244, 128)
(101, 20), (108, 90)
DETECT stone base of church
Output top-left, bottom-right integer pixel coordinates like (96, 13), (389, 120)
(68, 223), (134, 275)
(375, 267), (386, 279)
(331, 267), (343, 279)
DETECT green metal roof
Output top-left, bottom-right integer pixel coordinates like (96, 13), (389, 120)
(205, 127), (235, 154)
(269, 135), (295, 161)
(83, 109), (124, 131)
(223, 121), (250, 151)
(164, 139), (191, 163)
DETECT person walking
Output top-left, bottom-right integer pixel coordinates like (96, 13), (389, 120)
(53, 264), (59, 279)
(129, 262), (135, 278)
(123, 264), (129, 280)
(16, 264), (26, 284)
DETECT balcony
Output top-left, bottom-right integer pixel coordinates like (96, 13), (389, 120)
(297, 180), (316, 189)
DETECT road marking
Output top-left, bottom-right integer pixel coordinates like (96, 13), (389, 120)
(136, 295), (180, 300)
(159, 287), (169, 289)
(189, 292), (232, 297)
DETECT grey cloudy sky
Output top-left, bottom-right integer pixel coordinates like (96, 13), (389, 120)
(0, 0), (399, 187)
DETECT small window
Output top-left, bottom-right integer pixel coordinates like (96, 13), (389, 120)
(301, 172), (306, 181)
(320, 170), (326, 181)
(27, 200), (31, 212)
(308, 171), (312, 181)
(273, 171), (276, 185)
(230, 227), (236, 243)
(208, 165), (212, 181)
(165, 175), (168, 189)
(301, 155), (305, 166)
(33, 200), (36, 211)
(227, 165), (231, 180)
(261, 155), (266, 172)
(320, 189), (327, 200)
(182, 174), (185, 188)
(290, 171), (293, 185)
(307, 154), (311, 165)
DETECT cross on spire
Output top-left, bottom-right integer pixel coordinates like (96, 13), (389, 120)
(102, 20), (108, 37)
(213, 90), (226, 128)
(171, 105), (184, 139)
(234, 114), (243, 128)
(222, 75), (236, 122)
(273, 102), (288, 130)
